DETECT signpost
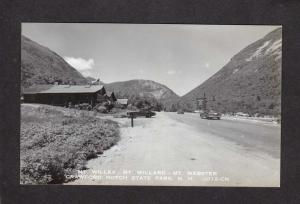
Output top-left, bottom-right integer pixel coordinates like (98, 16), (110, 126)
(131, 114), (134, 127)
(196, 92), (208, 115)
(128, 112), (135, 127)
(127, 110), (155, 127)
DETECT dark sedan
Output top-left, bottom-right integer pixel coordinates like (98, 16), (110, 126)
(127, 110), (156, 118)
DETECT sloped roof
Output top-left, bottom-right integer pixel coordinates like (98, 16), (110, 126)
(23, 85), (104, 94)
(105, 91), (115, 97)
(22, 85), (53, 94)
(117, 99), (128, 105)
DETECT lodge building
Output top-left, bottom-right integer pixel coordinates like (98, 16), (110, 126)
(23, 84), (115, 107)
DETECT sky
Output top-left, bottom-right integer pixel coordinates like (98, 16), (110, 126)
(22, 23), (280, 96)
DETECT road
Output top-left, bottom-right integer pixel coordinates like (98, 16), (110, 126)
(167, 113), (280, 159)
(68, 112), (280, 187)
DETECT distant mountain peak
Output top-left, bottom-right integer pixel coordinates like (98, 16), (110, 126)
(105, 79), (180, 111)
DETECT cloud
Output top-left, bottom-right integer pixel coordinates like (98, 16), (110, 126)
(64, 57), (95, 71)
(167, 70), (177, 75)
(64, 57), (95, 77)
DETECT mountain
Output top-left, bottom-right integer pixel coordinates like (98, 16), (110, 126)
(105, 79), (180, 111)
(20, 36), (179, 110)
(21, 35), (87, 87)
(85, 76), (96, 82)
(179, 28), (282, 116)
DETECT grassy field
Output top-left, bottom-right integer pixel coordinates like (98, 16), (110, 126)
(20, 104), (120, 184)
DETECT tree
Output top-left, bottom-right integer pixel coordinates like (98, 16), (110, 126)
(170, 104), (177, 112)
(135, 100), (144, 109)
(256, 96), (261, 101)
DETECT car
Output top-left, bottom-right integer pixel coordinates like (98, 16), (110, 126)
(177, 110), (184, 114)
(200, 110), (221, 120)
(143, 110), (156, 118)
(127, 110), (156, 118)
(208, 110), (221, 119)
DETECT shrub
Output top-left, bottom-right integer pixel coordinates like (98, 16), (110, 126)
(20, 105), (120, 184)
(95, 105), (108, 113)
(93, 110), (98, 117)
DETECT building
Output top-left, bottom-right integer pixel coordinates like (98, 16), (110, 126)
(23, 84), (107, 107)
(105, 91), (117, 102)
(116, 99), (128, 108)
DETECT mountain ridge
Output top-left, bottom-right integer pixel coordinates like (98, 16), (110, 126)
(21, 35), (88, 87)
(179, 28), (282, 116)
(21, 28), (282, 116)
(21, 36), (180, 110)
(105, 79), (180, 111)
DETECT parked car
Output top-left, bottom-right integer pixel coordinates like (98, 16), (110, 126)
(200, 110), (221, 120)
(127, 110), (156, 118)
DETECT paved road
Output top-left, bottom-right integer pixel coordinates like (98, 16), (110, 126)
(166, 112), (280, 159)
(68, 112), (280, 187)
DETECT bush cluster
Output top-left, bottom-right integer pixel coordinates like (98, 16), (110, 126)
(20, 105), (120, 184)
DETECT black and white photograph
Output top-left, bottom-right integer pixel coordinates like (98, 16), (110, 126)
(20, 23), (281, 186)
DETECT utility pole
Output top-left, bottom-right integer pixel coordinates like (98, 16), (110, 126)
(196, 92), (208, 117)
(196, 92), (207, 110)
